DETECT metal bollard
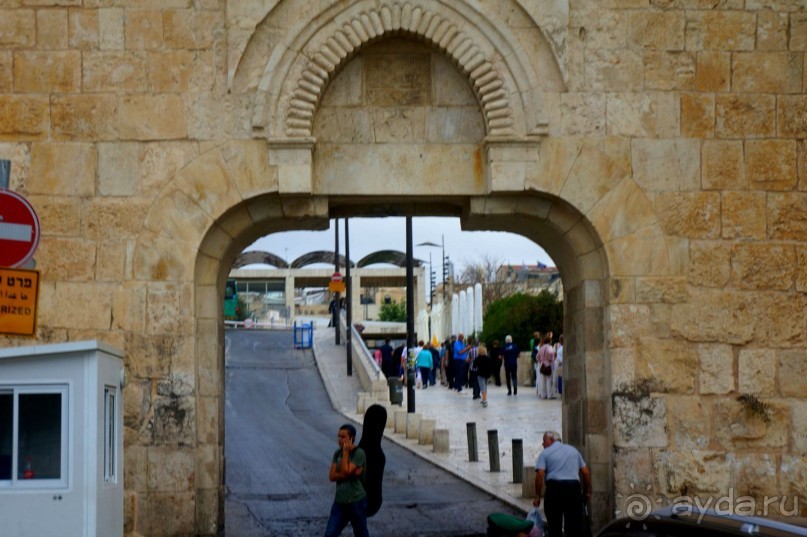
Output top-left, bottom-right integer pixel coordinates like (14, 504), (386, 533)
(512, 439), (524, 483)
(488, 429), (500, 472)
(466, 422), (478, 462)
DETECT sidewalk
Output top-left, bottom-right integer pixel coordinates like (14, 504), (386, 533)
(312, 328), (562, 514)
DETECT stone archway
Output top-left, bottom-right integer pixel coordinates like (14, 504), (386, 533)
(131, 1), (676, 534)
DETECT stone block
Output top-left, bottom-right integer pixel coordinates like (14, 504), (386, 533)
(698, 344), (735, 395)
(655, 450), (732, 496)
(645, 51), (695, 91)
(716, 94), (775, 139)
(139, 492), (195, 536)
(608, 304), (653, 348)
(321, 59), (362, 107)
(433, 429), (449, 453)
(83, 51), (147, 91)
(634, 277), (687, 304)
(713, 398), (788, 449)
(636, 338), (697, 394)
(83, 198), (151, 241)
(119, 94), (187, 140)
(733, 453), (779, 499)
(406, 413), (421, 440)
(98, 142), (139, 196)
(585, 49), (644, 92)
(37, 237), (96, 281)
(68, 8), (99, 49)
(792, 402), (807, 455)
(522, 465), (536, 498)
(671, 290), (753, 345)
(26, 195), (81, 236)
(357, 392), (368, 414)
(0, 95), (49, 140)
(607, 92), (678, 138)
(18, 51), (80, 95)
(756, 9), (788, 51)
(52, 94), (119, 140)
(314, 108), (374, 144)
(364, 54), (431, 106)
(778, 350), (807, 398)
(0, 52), (10, 92)
(725, 191), (768, 239)
(768, 193), (807, 241)
(738, 349), (775, 396)
(28, 142), (96, 196)
(164, 10), (223, 49)
(777, 96), (807, 139)
(140, 141), (199, 198)
(655, 192), (720, 239)
(702, 140), (744, 190)
(732, 52), (803, 94)
(418, 418), (435, 445)
(125, 10), (163, 50)
(681, 92), (714, 139)
(627, 10), (685, 50)
(667, 395), (711, 450)
(730, 243), (795, 290)
(0, 10), (36, 47)
(147, 447), (195, 492)
(791, 13), (807, 51)
(39, 282), (114, 330)
(37, 9), (68, 49)
(632, 139), (700, 193)
(147, 50), (199, 93)
(612, 393), (667, 448)
(572, 8), (626, 50)
(560, 92), (605, 136)
(99, 7), (124, 51)
(780, 455), (807, 508)
(685, 10), (755, 51)
(751, 292), (807, 348)
(746, 140), (798, 191)
(798, 246), (807, 293)
(695, 51), (730, 92)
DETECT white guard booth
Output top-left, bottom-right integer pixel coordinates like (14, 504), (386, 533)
(0, 341), (124, 537)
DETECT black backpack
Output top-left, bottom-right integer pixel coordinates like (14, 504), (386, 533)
(357, 404), (387, 517)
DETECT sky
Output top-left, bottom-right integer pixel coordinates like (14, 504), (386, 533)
(243, 217), (554, 273)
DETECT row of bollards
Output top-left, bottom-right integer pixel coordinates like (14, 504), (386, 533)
(466, 422), (525, 483)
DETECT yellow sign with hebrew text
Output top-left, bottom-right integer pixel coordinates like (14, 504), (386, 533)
(0, 267), (39, 336)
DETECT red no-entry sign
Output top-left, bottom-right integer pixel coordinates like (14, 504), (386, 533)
(0, 189), (41, 268)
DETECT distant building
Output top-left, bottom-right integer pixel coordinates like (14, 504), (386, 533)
(496, 263), (563, 297)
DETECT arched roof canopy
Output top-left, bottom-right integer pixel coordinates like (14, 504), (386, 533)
(291, 250), (354, 269)
(233, 250), (289, 269)
(357, 250), (425, 268)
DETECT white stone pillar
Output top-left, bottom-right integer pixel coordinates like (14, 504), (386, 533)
(474, 283), (483, 334)
(351, 271), (362, 322)
(459, 290), (466, 335)
(284, 272), (295, 324)
(467, 286), (475, 335)
(451, 293), (459, 335)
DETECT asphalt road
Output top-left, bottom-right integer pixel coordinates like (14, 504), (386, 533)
(223, 329), (524, 536)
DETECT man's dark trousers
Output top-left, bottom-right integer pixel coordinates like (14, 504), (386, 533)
(544, 480), (585, 537)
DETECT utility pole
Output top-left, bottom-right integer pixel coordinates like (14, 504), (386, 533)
(405, 216), (416, 413)
(345, 218), (352, 376)
(333, 219), (340, 345)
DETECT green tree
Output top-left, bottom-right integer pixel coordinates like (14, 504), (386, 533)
(479, 290), (562, 350)
(378, 300), (406, 322)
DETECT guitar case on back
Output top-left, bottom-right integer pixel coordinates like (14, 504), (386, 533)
(357, 404), (387, 517)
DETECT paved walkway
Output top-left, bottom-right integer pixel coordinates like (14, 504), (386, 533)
(312, 328), (562, 515)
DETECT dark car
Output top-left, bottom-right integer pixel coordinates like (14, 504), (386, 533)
(598, 505), (807, 537)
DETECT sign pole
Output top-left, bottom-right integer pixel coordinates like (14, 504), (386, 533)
(0, 159), (9, 189)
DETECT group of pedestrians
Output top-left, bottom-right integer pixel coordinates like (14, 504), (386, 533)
(532, 331), (563, 400)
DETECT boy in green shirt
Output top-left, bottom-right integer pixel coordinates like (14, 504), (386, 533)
(325, 424), (369, 537)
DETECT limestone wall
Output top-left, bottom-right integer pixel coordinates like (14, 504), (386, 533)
(0, 0), (805, 535)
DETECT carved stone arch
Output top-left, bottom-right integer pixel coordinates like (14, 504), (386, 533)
(246, 0), (564, 141)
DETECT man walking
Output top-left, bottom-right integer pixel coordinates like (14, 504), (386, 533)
(533, 431), (592, 537)
(379, 338), (394, 379)
(325, 424), (369, 537)
(452, 333), (471, 393)
(502, 335), (520, 396)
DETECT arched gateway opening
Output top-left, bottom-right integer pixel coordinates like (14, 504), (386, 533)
(131, 1), (674, 533)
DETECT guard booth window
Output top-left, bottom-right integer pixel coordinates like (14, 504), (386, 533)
(0, 386), (67, 487)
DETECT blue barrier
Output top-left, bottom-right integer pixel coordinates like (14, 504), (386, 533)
(293, 321), (314, 349)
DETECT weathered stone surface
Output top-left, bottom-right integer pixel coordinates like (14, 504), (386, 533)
(613, 392), (667, 448)
(83, 51), (147, 91)
(164, 10), (223, 49)
(681, 92), (714, 138)
(636, 338), (697, 394)
(722, 191), (765, 240)
(607, 92), (678, 138)
(779, 350), (807, 398)
(560, 92), (605, 136)
(37, 237), (96, 281)
(25, 195), (81, 236)
(671, 290), (754, 344)
(702, 140), (744, 190)
(792, 402), (807, 457)
(777, 96), (807, 139)
(734, 453), (779, 498)
(768, 193), (807, 241)
(656, 192), (720, 238)
(68, 8), (99, 49)
(731, 243), (795, 290)
(746, 139), (798, 190)
(667, 395), (710, 449)
(798, 246), (807, 293)
(750, 292), (807, 348)
(0, 51), (10, 92)
(695, 50), (730, 92)
(698, 344), (735, 395)
(655, 450), (732, 496)
(585, 49), (644, 92)
(51, 94), (118, 140)
(756, 9), (789, 51)
(125, 10), (163, 50)
(779, 456), (807, 510)
(645, 51), (695, 90)
(792, 13), (807, 51)
(98, 7), (124, 50)
(13, 50), (80, 92)
(37, 9), (68, 49)
(98, 142), (139, 196)
(139, 492), (195, 536)
(627, 10), (685, 50)
(732, 52), (803, 94)
(38, 282), (113, 329)
(147, 50), (211, 93)
(140, 142), (200, 199)
(713, 398), (788, 449)
(685, 10), (755, 51)
(82, 198), (151, 241)
(589, 178), (657, 243)
(715, 94), (776, 139)
(632, 139), (700, 193)
(738, 349), (776, 395)
(28, 143), (96, 196)
(0, 10), (36, 47)
(634, 277), (687, 304)
(147, 448), (195, 492)
(0, 95), (49, 140)
(119, 94), (187, 140)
